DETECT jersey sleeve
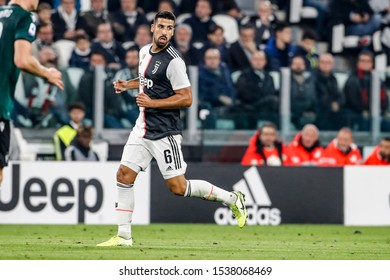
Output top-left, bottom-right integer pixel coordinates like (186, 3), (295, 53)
(166, 57), (191, 91)
(15, 13), (36, 43)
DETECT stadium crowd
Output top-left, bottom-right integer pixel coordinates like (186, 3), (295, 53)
(2, 0), (390, 164)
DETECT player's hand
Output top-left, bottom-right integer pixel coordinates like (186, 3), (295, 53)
(113, 79), (128, 94)
(136, 92), (154, 108)
(47, 68), (64, 90)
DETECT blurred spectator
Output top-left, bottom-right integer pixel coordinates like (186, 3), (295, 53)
(77, 51), (130, 128)
(290, 55), (318, 129)
(241, 122), (288, 166)
(212, 0), (240, 14)
(183, 0), (216, 45)
(198, 48), (235, 129)
(0, 0), (5, 5)
(91, 22), (126, 70)
(157, 0), (176, 14)
(292, 30), (319, 70)
(343, 50), (388, 131)
(36, 3), (53, 25)
(319, 127), (362, 166)
(364, 137), (390, 165)
(228, 23), (260, 72)
(64, 126), (99, 161)
(240, 0), (280, 46)
(286, 124), (323, 166)
(32, 23), (58, 59)
(329, 0), (381, 39)
(369, 0), (390, 65)
(264, 21), (296, 70)
(312, 53), (344, 130)
(179, 0), (197, 14)
(172, 24), (200, 66)
(199, 24), (230, 65)
(68, 34), (91, 69)
(18, 46), (67, 128)
(51, 0), (87, 41)
(80, 0), (109, 39)
(108, 0), (149, 43)
(133, 24), (152, 49)
(234, 50), (278, 129)
(113, 47), (140, 126)
(302, 0), (330, 41)
(53, 102), (86, 161)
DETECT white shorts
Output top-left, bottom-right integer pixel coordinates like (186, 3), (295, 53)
(120, 132), (187, 179)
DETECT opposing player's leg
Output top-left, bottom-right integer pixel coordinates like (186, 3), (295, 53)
(97, 134), (153, 247)
(151, 135), (248, 228)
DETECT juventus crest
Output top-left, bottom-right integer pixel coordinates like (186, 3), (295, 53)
(152, 61), (162, 74)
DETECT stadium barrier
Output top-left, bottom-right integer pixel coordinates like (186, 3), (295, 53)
(0, 162), (389, 226)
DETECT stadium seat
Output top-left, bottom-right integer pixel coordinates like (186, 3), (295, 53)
(66, 67), (85, 89)
(231, 70), (242, 84)
(146, 11), (156, 22)
(334, 72), (348, 91)
(212, 14), (239, 44)
(269, 71), (280, 91)
(331, 24), (382, 55)
(53, 39), (76, 69)
(289, 0), (318, 24)
(176, 13), (191, 24)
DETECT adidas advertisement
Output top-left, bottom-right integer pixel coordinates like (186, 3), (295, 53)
(0, 162), (150, 225)
(150, 163), (344, 224)
(214, 167), (281, 226)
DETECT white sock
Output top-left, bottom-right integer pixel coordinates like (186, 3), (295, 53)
(185, 180), (236, 206)
(116, 182), (134, 240)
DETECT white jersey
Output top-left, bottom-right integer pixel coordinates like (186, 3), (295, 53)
(132, 43), (191, 140)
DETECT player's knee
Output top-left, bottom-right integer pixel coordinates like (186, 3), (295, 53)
(116, 166), (134, 185)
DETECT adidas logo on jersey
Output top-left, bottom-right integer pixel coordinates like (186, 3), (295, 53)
(214, 166), (281, 226)
(166, 166), (173, 172)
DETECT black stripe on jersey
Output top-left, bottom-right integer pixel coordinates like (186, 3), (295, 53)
(168, 136), (179, 169)
(168, 135), (181, 169)
(167, 47), (179, 59)
(186, 180), (192, 197)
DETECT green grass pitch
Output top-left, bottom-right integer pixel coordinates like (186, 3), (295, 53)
(0, 224), (389, 260)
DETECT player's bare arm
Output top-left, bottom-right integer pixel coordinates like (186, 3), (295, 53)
(113, 78), (140, 93)
(14, 40), (64, 90)
(136, 86), (192, 109)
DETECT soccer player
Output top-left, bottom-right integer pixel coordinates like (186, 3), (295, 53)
(0, 0), (64, 186)
(97, 10), (248, 247)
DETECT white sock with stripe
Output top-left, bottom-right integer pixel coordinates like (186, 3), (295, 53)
(116, 182), (134, 240)
(184, 180), (236, 206)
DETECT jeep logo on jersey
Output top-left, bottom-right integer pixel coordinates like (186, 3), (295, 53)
(140, 76), (153, 89)
(152, 61), (161, 74)
(214, 166), (281, 226)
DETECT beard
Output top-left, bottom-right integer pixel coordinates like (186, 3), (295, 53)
(154, 36), (169, 48)
(379, 152), (390, 162)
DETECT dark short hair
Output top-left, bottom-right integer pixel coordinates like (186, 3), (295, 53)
(382, 137), (390, 142)
(358, 50), (374, 61)
(208, 24), (223, 35)
(275, 21), (290, 34)
(154, 10), (176, 23)
(301, 29), (317, 41)
(77, 125), (94, 138)
(74, 34), (90, 42)
(68, 102), (86, 112)
(260, 121), (277, 131)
